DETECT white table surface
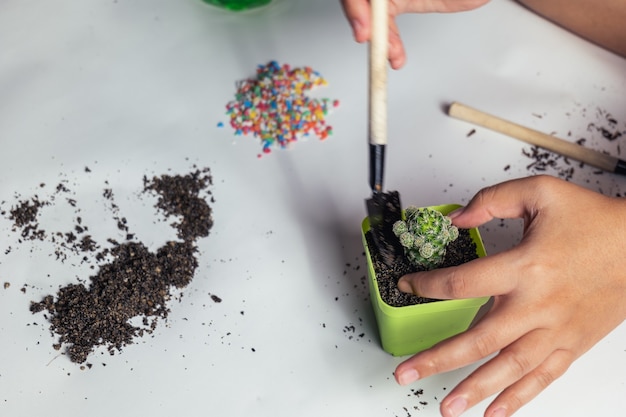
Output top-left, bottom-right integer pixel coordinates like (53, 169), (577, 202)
(1, 1), (625, 416)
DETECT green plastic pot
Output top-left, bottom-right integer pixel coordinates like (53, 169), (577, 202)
(361, 204), (490, 357)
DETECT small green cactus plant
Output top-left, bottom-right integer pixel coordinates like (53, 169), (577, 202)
(392, 206), (459, 270)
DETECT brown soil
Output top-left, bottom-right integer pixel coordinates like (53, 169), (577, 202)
(26, 167), (214, 364)
(366, 228), (478, 307)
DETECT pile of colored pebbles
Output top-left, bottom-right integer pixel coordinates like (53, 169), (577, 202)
(223, 61), (339, 156)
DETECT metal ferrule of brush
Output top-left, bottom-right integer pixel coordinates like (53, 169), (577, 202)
(369, 143), (386, 193)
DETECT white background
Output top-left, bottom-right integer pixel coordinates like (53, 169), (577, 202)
(1, 1), (625, 416)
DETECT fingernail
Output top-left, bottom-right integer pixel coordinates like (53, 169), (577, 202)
(397, 277), (411, 294)
(397, 369), (419, 385)
(445, 397), (468, 417)
(389, 56), (402, 70)
(447, 207), (465, 220)
(490, 407), (507, 417)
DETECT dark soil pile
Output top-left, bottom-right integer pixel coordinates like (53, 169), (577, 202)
(8, 197), (48, 241)
(27, 167), (214, 364)
(143, 169), (214, 242)
(367, 228), (478, 307)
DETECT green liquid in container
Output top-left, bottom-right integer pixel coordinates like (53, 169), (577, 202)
(203, 0), (271, 11)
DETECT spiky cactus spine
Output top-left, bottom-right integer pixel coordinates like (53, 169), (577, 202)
(392, 206), (459, 270)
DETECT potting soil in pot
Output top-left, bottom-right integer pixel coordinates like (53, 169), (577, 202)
(366, 228), (478, 307)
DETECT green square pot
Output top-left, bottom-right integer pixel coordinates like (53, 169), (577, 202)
(361, 203), (490, 357)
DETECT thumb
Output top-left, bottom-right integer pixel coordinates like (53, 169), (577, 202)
(449, 177), (545, 229)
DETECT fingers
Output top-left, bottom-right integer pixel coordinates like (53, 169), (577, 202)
(400, 176), (614, 302)
(398, 250), (520, 299)
(483, 350), (572, 417)
(388, 18), (406, 69)
(341, 0), (492, 68)
(395, 307), (573, 416)
(437, 328), (561, 417)
(395, 300), (535, 384)
(394, 322), (574, 417)
(340, 0), (407, 68)
(397, 178), (547, 301)
(447, 177), (546, 230)
(340, 0), (371, 43)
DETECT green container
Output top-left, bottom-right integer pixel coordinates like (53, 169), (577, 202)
(361, 204), (490, 357)
(202, 0), (271, 11)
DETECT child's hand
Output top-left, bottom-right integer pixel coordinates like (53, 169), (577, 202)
(394, 175), (626, 417)
(340, 0), (490, 68)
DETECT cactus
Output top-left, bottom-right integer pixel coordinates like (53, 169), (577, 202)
(392, 206), (459, 270)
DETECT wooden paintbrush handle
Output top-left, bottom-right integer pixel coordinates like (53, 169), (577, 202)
(448, 101), (619, 172)
(369, 0), (388, 146)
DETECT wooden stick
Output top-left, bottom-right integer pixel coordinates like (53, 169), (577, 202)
(448, 101), (625, 174)
(369, 0), (388, 147)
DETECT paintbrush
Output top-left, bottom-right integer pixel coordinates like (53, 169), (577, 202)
(365, 0), (403, 266)
(448, 102), (626, 175)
